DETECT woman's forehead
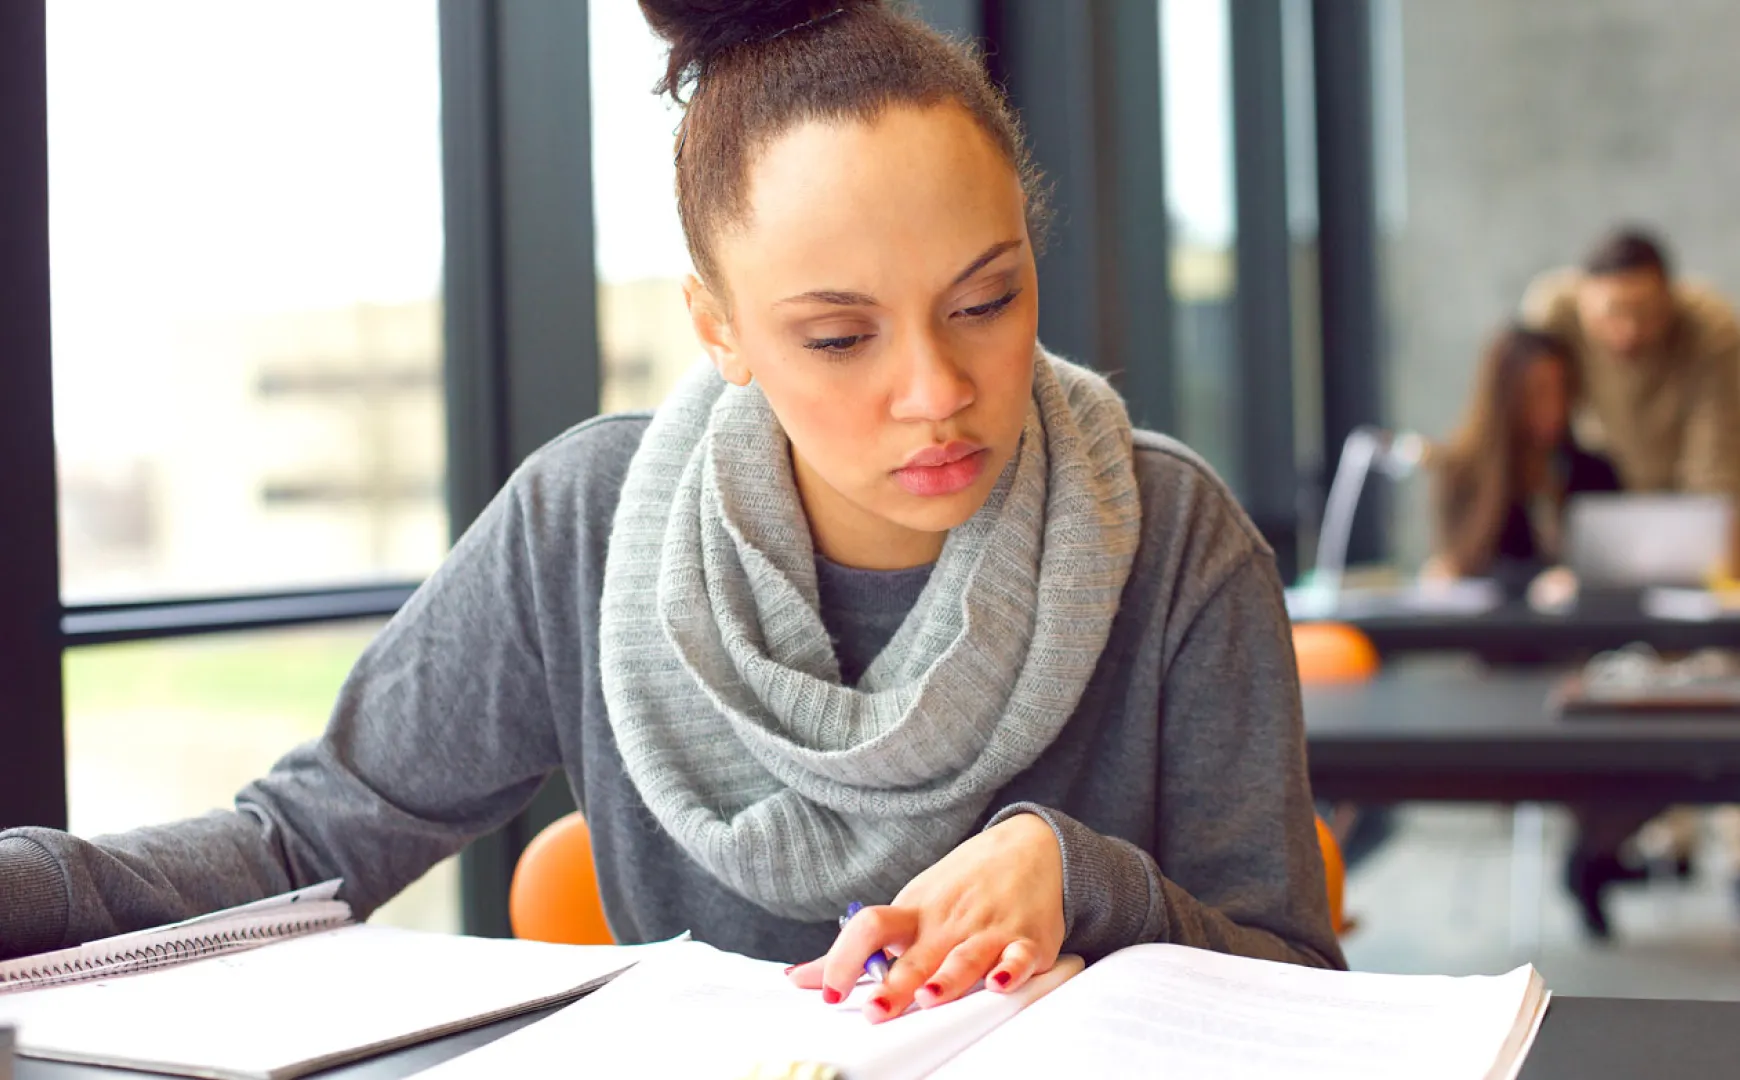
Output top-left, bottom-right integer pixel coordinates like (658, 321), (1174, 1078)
(722, 104), (1028, 299)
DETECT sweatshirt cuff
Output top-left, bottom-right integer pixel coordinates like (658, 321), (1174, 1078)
(985, 802), (1166, 960)
(0, 833), (71, 961)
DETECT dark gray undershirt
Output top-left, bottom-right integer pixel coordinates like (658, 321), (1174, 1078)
(813, 555), (933, 686)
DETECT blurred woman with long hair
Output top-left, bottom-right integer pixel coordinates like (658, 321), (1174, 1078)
(1434, 324), (1645, 937)
(1432, 324), (1620, 597)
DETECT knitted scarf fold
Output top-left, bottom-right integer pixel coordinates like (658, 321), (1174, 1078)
(599, 347), (1140, 920)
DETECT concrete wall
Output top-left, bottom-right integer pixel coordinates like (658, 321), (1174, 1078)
(1379, 0), (1740, 562)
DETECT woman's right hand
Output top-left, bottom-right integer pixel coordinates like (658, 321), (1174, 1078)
(1418, 555), (1457, 583)
(1527, 565), (1579, 612)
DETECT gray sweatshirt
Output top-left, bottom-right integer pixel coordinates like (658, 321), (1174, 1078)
(0, 415), (1344, 971)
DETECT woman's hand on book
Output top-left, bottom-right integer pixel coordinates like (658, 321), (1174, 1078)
(786, 812), (1065, 1024)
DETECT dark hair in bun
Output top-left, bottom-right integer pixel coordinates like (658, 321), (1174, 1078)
(637, 0), (1048, 287)
(640, 0), (882, 102)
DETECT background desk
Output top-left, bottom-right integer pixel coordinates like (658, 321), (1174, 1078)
(1304, 667), (1740, 803)
(15, 995), (1740, 1079)
(1294, 591), (1740, 659)
(1345, 608), (1740, 658)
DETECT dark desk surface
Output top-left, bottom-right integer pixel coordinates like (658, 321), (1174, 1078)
(1294, 590), (1740, 658)
(15, 995), (1740, 1079)
(1304, 667), (1740, 802)
(1353, 608), (1740, 658)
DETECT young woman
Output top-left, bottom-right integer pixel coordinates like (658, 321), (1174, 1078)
(0, 0), (1342, 1021)
(1432, 323), (1642, 937)
(1431, 324), (1621, 601)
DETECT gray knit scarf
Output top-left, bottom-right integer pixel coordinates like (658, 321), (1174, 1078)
(599, 347), (1140, 921)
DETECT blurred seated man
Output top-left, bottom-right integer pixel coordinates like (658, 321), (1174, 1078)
(1521, 227), (1740, 938)
(1522, 227), (1740, 528)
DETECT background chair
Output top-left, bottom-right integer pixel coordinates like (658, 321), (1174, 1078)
(509, 809), (1353, 946)
(509, 810), (614, 945)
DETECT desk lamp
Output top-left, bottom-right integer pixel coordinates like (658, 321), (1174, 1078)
(1291, 425), (1431, 617)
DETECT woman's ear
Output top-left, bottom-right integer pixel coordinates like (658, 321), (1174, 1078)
(684, 274), (751, 386)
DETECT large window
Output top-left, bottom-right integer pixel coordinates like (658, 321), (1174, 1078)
(1161, 0), (1239, 487)
(48, 0), (448, 603)
(40, 0), (458, 933)
(588, 1), (697, 414)
(64, 622), (458, 932)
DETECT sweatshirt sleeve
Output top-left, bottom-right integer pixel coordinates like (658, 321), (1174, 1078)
(0, 467), (565, 961)
(989, 553), (1345, 970)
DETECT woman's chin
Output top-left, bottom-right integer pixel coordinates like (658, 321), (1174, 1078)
(881, 484), (996, 536)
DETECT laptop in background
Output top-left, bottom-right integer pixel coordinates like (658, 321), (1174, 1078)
(1564, 493), (1733, 589)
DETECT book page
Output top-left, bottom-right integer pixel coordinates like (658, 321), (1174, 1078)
(0, 925), (656, 1080)
(417, 941), (1084, 1080)
(934, 944), (1543, 1080)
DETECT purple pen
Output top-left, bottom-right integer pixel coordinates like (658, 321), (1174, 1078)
(839, 901), (892, 983)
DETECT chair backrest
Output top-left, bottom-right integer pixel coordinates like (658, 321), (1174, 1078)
(1292, 621), (1380, 685)
(509, 811), (615, 945)
(509, 812), (1350, 944)
(1316, 815), (1349, 936)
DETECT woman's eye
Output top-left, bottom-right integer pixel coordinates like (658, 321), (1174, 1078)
(803, 334), (869, 354)
(957, 289), (1020, 320)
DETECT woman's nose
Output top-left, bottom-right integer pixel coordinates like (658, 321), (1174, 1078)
(888, 336), (975, 422)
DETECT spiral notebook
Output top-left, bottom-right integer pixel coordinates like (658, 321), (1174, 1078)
(0, 880), (351, 995)
(0, 882), (659, 1080)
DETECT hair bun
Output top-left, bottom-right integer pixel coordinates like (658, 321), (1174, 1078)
(640, 0), (880, 99)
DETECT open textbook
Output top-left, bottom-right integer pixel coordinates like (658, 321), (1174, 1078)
(418, 939), (1550, 1080)
(0, 883), (661, 1080)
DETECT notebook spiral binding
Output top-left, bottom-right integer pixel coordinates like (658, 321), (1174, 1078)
(0, 908), (348, 994)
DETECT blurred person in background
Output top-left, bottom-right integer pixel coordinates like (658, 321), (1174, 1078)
(1522, 227), (1740, 517)
(1428, 324), (1621, 606)
(1521, 227), (1740, 938)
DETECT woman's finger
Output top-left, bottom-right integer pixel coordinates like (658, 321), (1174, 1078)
(819, 905), (918, 1009)
(985, 937), (1041, 993)
(785, 957), (826, 989)
(860, 931), (954, 1023)
(912, 933), (1006, 1009)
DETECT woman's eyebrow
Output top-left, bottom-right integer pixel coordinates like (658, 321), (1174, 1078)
(949, 239), (1023, 286)
(774, 239), (1025, 308)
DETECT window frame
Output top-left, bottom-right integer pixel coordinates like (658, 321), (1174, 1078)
(0, 1), (604, 938)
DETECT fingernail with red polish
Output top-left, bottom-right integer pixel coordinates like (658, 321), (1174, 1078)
(822, 987), (842, 1005)
(922, 982), (943, 999)
(783, 965), (796, 974)
(871, 996), (891, 1013)
(992, 970), (1012, 988)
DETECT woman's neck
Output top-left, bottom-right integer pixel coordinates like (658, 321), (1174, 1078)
(1516, 441), (1559, 495)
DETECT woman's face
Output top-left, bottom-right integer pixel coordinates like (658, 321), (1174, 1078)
(688, 103), (1039, 569)
(1516, 353), (1571, 450)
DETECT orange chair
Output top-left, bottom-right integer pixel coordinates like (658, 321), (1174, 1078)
(510, 809), (1352, 944)
(1316, 815), (1349, 935)
(1291, 621), (1380, 685)
(1292, 623), (1369, 935)
(509, 811), (614, 945)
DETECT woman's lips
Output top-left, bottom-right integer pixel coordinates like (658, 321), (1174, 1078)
(894, 441), (988, 497)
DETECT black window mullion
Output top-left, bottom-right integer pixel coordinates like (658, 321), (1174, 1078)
(984, 1), (1174, 432)
(1230, 0), (1301, 578)
(60, 585), (419, 647)
(1311, 0), (1386, 563)
(440, 0), (601, 938)
(0, 0), (67, 831)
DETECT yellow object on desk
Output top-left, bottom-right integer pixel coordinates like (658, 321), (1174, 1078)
(1706, 566), (1740, 595)
(741, 1064), (841, 1080)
